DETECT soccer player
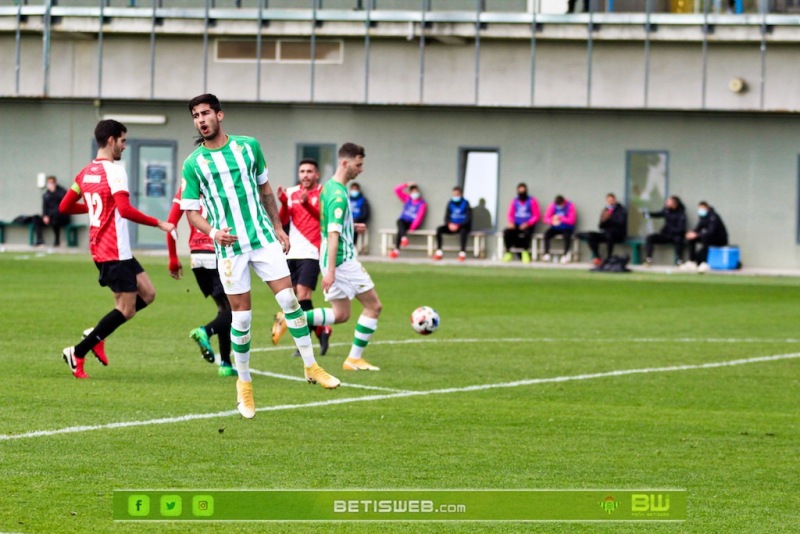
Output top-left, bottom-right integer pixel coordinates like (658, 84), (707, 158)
(273, 158), (333, 355)
(273, 143), (383, 372)
(166, 186), (236, 377)
(180, 93), (340, 420)
(59, 119), (176, 379)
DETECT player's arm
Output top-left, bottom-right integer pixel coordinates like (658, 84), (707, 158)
(304, 195), (321, 220)
(259, 181), (290, 254)
(322, 230), (340, 293)
(166, 198), (183, 280)
(185, 209), (238, 247)
(113, 191), (175, 236)
(276, 185), (290, 226)
(59, 184), (89, 215)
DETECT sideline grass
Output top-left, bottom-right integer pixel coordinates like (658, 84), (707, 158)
(0, 253), (798, 533)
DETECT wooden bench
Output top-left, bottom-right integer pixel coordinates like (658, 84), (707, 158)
(379, 228), (487, 258)
(495, 232), (580, 263)
(0, 220), (86, 248)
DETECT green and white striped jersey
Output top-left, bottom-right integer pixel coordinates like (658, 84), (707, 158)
(320, 178), (357, 268)
(180, 135), (276, 258)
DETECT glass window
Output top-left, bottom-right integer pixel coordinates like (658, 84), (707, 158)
(626, 150), (669, 238)
(459, 148), (499, 231)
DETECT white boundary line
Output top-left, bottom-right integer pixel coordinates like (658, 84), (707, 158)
(248, 368), (409, 393)
(252, 337), (800, 354)
(2, 351), (798, 442)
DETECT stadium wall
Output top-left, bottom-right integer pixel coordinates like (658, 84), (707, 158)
(0, 99), (797, 269)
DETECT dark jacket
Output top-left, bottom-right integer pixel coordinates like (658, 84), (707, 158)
(598, 202), (627, 240)
(349, 193), (370, 224)
(694, 207), (728, 244)
(650, 202), (687, 239)
(43, 185), (71, 226)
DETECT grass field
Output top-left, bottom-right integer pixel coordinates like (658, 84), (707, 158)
(1, 252), (798, 533)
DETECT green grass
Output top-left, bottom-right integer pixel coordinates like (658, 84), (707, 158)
(1, 252), (799, 533)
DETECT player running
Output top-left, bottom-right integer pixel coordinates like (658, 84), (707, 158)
(273, 143), (383, 372)
(59, 119), (175, 379)
(166, 186), (236, 377)
(272, 158), (333, 355)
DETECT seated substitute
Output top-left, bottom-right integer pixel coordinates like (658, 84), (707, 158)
(501, 182), (540, 264)
(542, 194), (577, 263)
(644, 195), (687, 267)
(34, 175), (71, 247)
(576, 193), (627, 266)
(682, 201), (728, 273)
(390, 182), (427, 259)
(433, 186), (472, 262)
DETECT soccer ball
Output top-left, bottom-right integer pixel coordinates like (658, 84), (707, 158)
(410, 306), (440, 335)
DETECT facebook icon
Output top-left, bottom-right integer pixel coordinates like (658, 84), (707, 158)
(128, 495), (150, 516)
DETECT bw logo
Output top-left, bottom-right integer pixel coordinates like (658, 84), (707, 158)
(631, 494), (670, 513)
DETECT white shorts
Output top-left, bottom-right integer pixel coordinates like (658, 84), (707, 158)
(323, 259), (375, 301)
(217, 243), (291, 295)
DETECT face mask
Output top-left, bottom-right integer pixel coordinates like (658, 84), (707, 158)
(349, 190), (360, 198)
(698, 208), (708, 217)
(607, 203), (615, 210)
(517, 192), (528, 200)
(452, 196), (462, 203)
(410, 192), (420, 200)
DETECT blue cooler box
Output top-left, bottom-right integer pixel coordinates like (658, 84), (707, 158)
(708, 246), (739, 270)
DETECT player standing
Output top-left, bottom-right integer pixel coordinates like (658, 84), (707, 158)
(59, 119), (175, 379)
(166, 186), (236, 377)
(181, 93), (340, 420)
(272, 158), (332, 355)
(274, 143), (382, 372)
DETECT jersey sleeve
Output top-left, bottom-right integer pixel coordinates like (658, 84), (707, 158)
(325, 192), (348, 234)
(251, 139), (269, 185)
(105, 162), (130, 195)
(180, 157), (202, 211)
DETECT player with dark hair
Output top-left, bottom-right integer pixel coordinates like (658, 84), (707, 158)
(273, 157), (332, 355)
(166, 186), (236, 377)
(59, 119), (175, 379)
(274, 142), (383, 372)
(181, 93), (340, 419)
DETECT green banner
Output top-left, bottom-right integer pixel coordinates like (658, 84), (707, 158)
(113, 490), (685, 522)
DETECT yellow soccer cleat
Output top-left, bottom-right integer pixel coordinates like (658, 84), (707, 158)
(236, 379), (255, 419)
(304, 363), (341, 389)
(342, 357), (380, 371)
(271, 311), (288, 345)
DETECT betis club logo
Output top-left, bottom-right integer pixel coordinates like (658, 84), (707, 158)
(599, 496), (620, 515)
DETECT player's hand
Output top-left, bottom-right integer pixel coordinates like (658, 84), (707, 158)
(214, 227), (239, 246)
(300, 191), (308, 204)
(322, 270), (335, 293)
(158, 220), (177, 237)
(43, 216), (50, 225)
(552, 216), (561, 225)
(275, 226), (291, 254)
(168, 259), (183, 280)
(519, 223), (529, 230)
(686, 231), (697, 240)
(354, 223), (366, 234)
(448, 222), (459, 232)
(277, 186), (287, 204)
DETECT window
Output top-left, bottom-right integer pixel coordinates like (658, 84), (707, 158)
(626, 150), (669, 238)
(216, 39), (342, 63)
(296, 143), (337, 182)
(459, 148), (499, 231)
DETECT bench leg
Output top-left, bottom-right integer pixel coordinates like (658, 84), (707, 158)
(631, 243), (642, 265)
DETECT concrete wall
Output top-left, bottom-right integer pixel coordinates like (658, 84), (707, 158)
(1, 99), (797, 268)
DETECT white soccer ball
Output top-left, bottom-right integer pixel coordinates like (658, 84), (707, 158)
(410, 306), (440, 335)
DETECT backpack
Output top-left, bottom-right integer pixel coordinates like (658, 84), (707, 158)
(591, 255), (631, 273)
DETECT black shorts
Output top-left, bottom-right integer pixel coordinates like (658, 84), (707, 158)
(192, 265), (225, 299)
(288, 258), (320, 290)
(95, 258), (144, 293)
